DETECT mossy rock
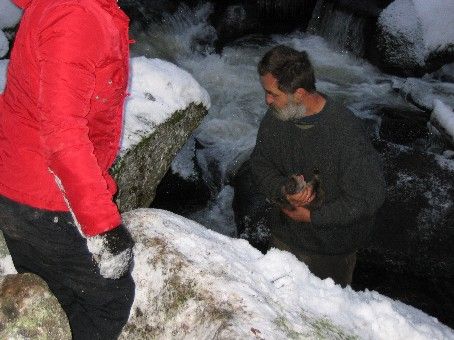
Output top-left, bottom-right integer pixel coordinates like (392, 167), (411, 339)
(111, 102), (208, 212)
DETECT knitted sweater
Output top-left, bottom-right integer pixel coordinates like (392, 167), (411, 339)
(250, 97), (386, 255)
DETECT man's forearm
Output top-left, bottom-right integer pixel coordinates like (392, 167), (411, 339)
(282, 206), (312, 222)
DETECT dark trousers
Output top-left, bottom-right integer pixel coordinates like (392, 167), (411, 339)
(0, 195), (135, 340)
(269, 234), (357, 287)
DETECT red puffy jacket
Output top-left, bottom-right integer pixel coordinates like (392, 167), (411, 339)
(0, 0), (131, 236)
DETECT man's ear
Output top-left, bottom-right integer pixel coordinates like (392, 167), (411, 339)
(294, 88), (307, 103)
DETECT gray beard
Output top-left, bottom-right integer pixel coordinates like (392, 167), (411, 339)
(271, 101), (307, 122)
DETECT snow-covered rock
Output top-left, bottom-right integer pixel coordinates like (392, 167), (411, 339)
(111, 102), (208, 212)
(1, 208), (453, 339)
(111, 56), (209, 212)
(377, 0), (454, 76)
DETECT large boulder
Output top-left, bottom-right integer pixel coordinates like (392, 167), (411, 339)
(120, 209), (356, 339)
(0, 273), (71, 339)
(111, 102), (208, 212)
(369, 140), (454, 277)
(376, 0), (454, 77)
(109, 56), (210, 212)
(119, 208), (453, 339)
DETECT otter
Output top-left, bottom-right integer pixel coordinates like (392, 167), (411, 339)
(272, 169), (325, 210)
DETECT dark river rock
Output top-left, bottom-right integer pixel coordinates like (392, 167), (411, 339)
(371, 140), (454, 278)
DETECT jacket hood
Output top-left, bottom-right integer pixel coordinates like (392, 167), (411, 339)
(13, 0), (33, 9)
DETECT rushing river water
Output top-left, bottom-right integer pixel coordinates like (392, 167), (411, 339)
(129, 2), (454, 328)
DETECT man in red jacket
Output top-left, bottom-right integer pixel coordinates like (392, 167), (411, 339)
(0, 0), (135, 338)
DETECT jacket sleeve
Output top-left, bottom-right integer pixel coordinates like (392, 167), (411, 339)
(37, 5), (121, 236)
(311, 121), (386, 227)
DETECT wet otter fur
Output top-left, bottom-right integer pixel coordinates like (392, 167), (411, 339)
(272, 169), (325, 210)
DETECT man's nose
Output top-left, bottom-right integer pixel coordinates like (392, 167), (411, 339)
(265, 93), (273, 105)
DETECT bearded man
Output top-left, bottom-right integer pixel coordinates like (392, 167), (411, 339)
(250, 45), (386, 287)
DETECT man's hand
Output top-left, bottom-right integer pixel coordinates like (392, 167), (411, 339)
(282, 205), (312, 222)
(282, 185), (314, 222)
(286, 184), (315, 207)
(87, 224), (134, 279)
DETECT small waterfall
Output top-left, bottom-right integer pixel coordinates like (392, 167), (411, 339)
(307, 0), (367, 57)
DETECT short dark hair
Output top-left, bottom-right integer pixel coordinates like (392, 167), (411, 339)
(257, 45), (316, 93)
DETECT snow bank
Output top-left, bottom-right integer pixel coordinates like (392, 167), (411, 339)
(121, 208), (454, 340)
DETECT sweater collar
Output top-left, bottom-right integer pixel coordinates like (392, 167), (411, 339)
(293, 95), (330, 129)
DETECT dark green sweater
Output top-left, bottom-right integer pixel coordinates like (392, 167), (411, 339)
(250, 97), (386, 255)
